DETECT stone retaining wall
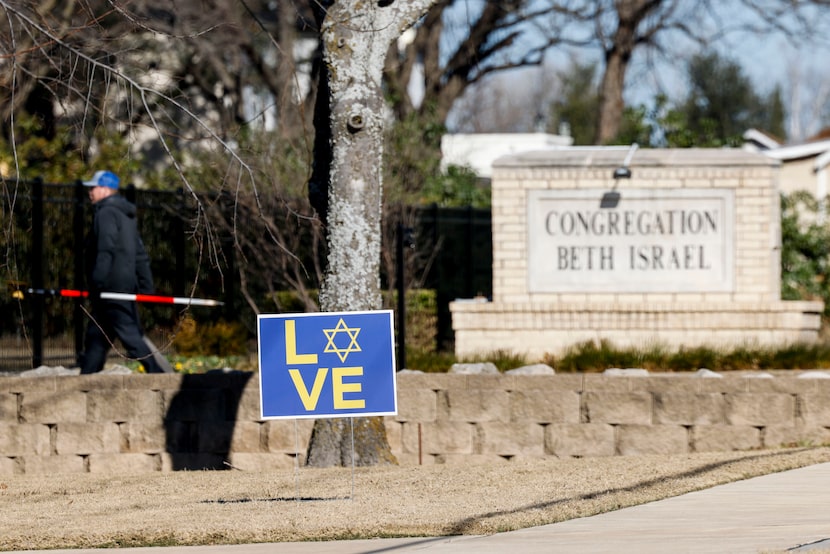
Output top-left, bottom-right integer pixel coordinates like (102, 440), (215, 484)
(2, 372), (829, 474)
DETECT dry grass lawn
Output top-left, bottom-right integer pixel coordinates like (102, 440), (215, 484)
(2, 447), (830, 551)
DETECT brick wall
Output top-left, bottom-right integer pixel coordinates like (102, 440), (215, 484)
(488, 151), (782, 303)
(2, 372), (828, 474)
(451, 148), (823, 358)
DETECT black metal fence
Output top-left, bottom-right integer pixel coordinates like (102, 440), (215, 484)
(1, 178), (492, 370)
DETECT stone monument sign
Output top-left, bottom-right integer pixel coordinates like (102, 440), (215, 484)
(450, 148), (823, 360)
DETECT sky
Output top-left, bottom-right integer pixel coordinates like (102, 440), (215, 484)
(440, 1), (830, 142)
(630, 29), (830, 141)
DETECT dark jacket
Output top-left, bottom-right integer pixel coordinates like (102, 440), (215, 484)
(86, 194), (154, 294)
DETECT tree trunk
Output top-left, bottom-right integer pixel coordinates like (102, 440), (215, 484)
(596, 49), (628, 144)
(305, 0), (436, 468)
(595, 0), (659, 145)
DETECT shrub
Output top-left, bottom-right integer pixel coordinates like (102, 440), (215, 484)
(544, 340), (830, 373)
(172, 315), (248, 357)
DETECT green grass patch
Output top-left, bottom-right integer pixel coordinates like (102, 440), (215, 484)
(544, 340), (830, 373)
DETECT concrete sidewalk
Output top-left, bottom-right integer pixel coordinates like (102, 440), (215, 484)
(18, 462), (830, 554)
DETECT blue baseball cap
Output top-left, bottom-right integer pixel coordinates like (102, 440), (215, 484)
(83, 170), (120, 189)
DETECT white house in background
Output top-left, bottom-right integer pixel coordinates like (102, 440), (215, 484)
(743, 128), (830, 201)
(440, 133), (574, 179)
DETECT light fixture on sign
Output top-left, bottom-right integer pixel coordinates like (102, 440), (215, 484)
(603, 143), (639, 209)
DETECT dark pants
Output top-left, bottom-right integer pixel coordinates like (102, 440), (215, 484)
(80, 300), (164, 374)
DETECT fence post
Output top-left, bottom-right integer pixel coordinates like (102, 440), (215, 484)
(31, 177), (44, 368)
(431, 203), (451, 352)
(396, 221), (407, 370)
(465, 205), (474, 296)
(219, 191), (237, 319)
(124, 183), (136, 204)
(173, 188), (185, 297)
(73, 180), (86, 363)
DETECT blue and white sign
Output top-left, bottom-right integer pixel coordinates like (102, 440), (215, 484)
(257, 310), (397, 420)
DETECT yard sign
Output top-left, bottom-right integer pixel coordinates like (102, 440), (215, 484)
(257, 310), (397, 419)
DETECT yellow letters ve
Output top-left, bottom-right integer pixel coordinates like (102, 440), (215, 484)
(332, 366), (365, 409)
(288, 368), (329, 411)
(284, 320), (318, 365)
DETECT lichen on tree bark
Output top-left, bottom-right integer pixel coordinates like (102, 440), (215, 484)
(306, 0), (437, 468)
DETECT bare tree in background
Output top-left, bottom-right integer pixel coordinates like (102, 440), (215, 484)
(589, 0), (830, 144)
(449, 62), (562, 133)
(0, 0), (316, 161)
(387, 0), (830, 144)
(0, 0), (325, 311)
(385, 0), (581, 126)
(785, 57), (830, 141)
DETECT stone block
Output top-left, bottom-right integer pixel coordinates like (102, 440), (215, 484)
(228, 421), (265, 453)
(692, 425), (761, 452)
(227, 452), (298, 471)
(745, 377), (817, 394)
(641, 376), (701, 393)
(582, 375), (639, 393)
(123, 373), (182, 391)
(397, 421), (421, 455)
(433, 453), (509, 465)
(19, 390), (86, 423)
(88, 453), (160, 474)
(164, 421), (197, 453)
(0, 423), (50, 456)
(476, 422), (544, 457)
(196, 421), (262, 454)
(414, 421), (474, 455)
(395, 388), (437, 422)
(464, 374), (516, 390)
(440, 389), (509, 422)
(582, 392), (652, 424)
(56, 374), (124, 392)
(55, 422), (120, 455)
(509, 390), (580, 423)
(0, 456), (18, 475)
(163, 389), (226, 422)
(508, 454), (552, 464)
(798, 393), (830, 426)
(121, 422), (168, 453)
(545, 423), (613, 457)
(764, 424), (830, 448)
(266, 419), (313, 453)
(4, 376), (57, 393)
(515, 374), (584, 391)
(692, 376), (749, 394)
(395, 452), (434, 466)
(397, 373), (460, 391)
(0, 393), (16, 422)
(160, 452), (227, 471)
(653, 393), (727, 425)
(21, 454), (86, 475)
(86, 389), (162, 423)
(725, 393), (794, 426)
(616, 424), (688, 456)
(382, 418), (401, 454)
(235, 385), (263, 421)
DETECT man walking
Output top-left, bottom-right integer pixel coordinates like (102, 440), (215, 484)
(80, 170), (165, 374)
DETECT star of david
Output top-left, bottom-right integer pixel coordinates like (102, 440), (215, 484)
(322, 318), (362, 363)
